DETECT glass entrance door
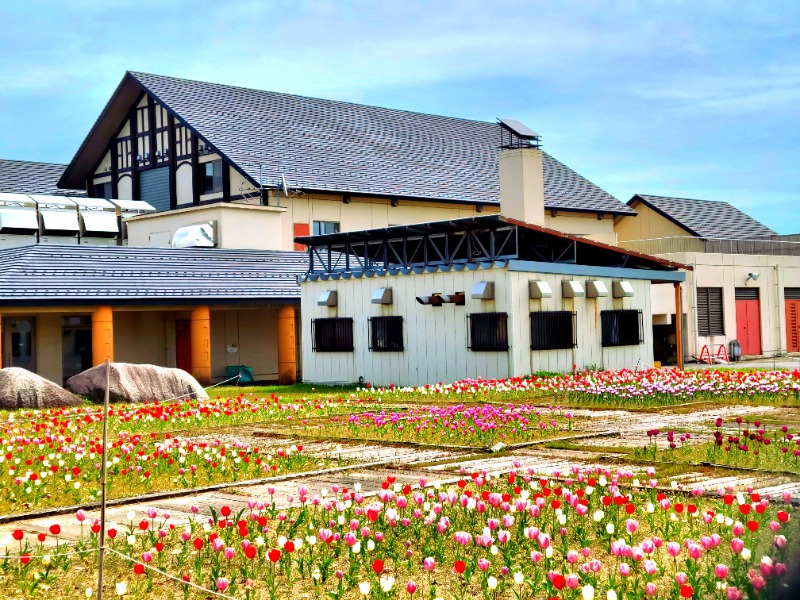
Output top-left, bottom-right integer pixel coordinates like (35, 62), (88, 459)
(3, 317), (36, 371)
(62, 315), (92, 383)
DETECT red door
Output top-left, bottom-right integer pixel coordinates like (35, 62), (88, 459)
(735, 299), (761, 356)
(787, 300), (800, 353)
(176, 320), (192, 372)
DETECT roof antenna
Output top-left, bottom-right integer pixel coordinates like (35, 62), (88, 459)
(274, 174), (289, 208)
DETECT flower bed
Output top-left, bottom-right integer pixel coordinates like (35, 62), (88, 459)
(0, 391), (372, 512)
(639, 416), (800, 474)
(284, 404), (580, 448)
(360, 369), (800, 407)
(1, 464), (795, 599)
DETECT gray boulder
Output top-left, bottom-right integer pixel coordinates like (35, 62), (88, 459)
(66, 362), (208, 403)
(0, 367), (82, 409)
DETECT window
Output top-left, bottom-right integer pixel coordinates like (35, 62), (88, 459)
(198, 160), (223, 195)
(530, 311), (576, 350)
(93, 182), (112, 198)
(313, 221), (340, 236)
(468, 312), (508, 351)
(600, 310), (643, 347)
(697, 287), (724, 336)
(368, 316), (404, 352)
(312, 317), (353, 352)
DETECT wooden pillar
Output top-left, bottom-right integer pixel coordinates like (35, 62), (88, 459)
(277, 305), (297, 384)
(674, 282), (684, 370)
(92, 306), (114, 366)
(190, 306), (211, 385)
(0, 311), (3, 368)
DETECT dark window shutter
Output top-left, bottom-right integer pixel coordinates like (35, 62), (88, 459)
(468, 313), (508, 351)
(312, 318), (353, 352)
(530, 311), (576, 350)
(785, 288), (800, 300)
(600, 310), (643, 347)
(697, 288), (724, 336)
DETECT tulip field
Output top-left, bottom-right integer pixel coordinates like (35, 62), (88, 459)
(270, 404), (580, 449)
(0, 367), (799, 599)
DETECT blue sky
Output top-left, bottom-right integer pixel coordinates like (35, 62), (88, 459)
(1, 1), (798, 233)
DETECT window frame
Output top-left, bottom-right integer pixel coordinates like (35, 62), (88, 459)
(313, 220), (341, 236)
(311, 317), (354, 352)
(198, 160), (223, 195)
(467, 312), (509, 352)
(530, 311), (577, 350)
(697, 287), (724, 336)
(368, 316), (404, 352)
(600, 309), (644, 347)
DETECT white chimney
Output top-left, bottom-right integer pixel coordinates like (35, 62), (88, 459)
(498, 146), (545, 226)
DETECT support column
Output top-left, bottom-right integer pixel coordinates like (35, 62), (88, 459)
(0, 310), (3, 368)
(674, 283), (684, 370)
(92, 306), (114, 366)
(190, 306), (211, 385)
(277, 305), (297, 384)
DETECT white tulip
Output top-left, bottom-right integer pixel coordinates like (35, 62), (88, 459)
(582, 584), (595, 600)
(359, 581), (371, 595)
(487, 576), (498, 590)
(513, 572), (524, 585)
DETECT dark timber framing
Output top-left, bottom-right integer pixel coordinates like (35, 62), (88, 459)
(167, 114), (177, 209)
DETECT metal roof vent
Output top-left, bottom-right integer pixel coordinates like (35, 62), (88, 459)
(498, 118), (541, 149)
(172, 221), (216, 248)
(586, 280), (609, 298)
(529, 280), (553, 299)
(371, 287), (393, 305)
(613, 281), (635, 298)
(562, 280), (585, 298)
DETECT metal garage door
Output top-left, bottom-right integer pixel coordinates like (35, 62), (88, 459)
(786, 288), (800, 352)
(139, 167), (170, 212)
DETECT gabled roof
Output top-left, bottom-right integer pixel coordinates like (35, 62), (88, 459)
(629, 194), (776, 239)
(60, 71), (635, 216)
(0, 245), (304, 305)
(0, 159), (84, 196)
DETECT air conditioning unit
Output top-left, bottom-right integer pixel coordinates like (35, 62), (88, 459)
(171, 221), (216, 248)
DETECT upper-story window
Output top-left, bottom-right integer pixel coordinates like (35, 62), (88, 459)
(313, 221), (340, 235)
(199, 160), (223, 195)
(93, 182), (112, 199)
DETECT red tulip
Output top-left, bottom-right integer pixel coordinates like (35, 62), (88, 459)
(133, 563), (145, 575)
(49, 524), (61, 536)
(12, 530), (23, 541)
(454, 560), (466, 574)
(193, 538), (204, 550)
(268, 548), (281, 562)
(372, 559), (384, 574)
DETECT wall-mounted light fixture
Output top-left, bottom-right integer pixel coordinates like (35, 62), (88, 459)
(745, 272), (760, 284)
(342, 194), (351, 204)
(390, 199), (399, 207)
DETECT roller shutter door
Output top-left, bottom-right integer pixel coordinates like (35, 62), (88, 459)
(139, 167), (170, 212)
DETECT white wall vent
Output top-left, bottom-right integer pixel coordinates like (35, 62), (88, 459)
(529, 280), (553, 299)
(371, 287), (393, 305)
(471, 281), (494, 300)
(586, 280), (609, 298)
(562, 280), (585, 298)
(613, 280), (635, 298)
(317, 290), (338, 306)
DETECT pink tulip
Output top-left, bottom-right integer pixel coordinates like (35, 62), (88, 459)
(224, 547), (235, 560)
(406, 580), (417, 595)
(619, 563), (631, 577)
(423, 557), (435, 571)
(645, 582), (658, 596)
(666, 541), (681, 557)
(675, 572), (688, 585)
(731, 538), (745, 554)
(643, 559), (658, 575)
(76, 509), (86, 523)
(726, 587), (743, 600)
(216, 578), (229, 592)
(478, 558), (490, 571)
(774, 534), (787, 549)
(566, 574), (579, 589)
(715, 564), (729, 579)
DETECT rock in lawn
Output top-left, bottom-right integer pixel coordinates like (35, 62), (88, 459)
(66, 363), (208, 403)
(0, 367), (82, 409)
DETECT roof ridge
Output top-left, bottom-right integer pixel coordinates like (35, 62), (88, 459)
(0, 158), (68, 168)
(128, 71), (499, 129)
(636, 193), (731, 205)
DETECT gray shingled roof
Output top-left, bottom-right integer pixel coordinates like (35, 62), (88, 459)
(0, 159), (83, 196)
(0, 245), (304, 304)
(117, 72), (633, 215)
(631, 194), (776, 239)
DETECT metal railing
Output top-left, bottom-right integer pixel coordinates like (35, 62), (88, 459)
(619, 236), (800, 257)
